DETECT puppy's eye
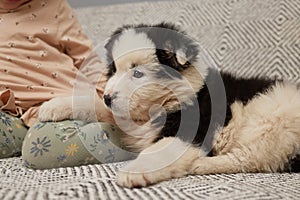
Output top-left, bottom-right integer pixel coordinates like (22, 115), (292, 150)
(184, 61), (191, 66)
(133, 69), (144, 78)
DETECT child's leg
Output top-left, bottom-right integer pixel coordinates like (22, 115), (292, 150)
(22, 120), (135, 169)
(0, 111), (28, 158)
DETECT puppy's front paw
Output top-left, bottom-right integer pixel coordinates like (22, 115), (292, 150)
(116, 158), (188, 188)
(38, 97), (73, 122)
(117, 169), (150, 188)
(116, 160), (156, 188)
(116, 138), (202, 188)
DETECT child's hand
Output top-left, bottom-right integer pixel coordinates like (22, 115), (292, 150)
(38, 96), (98, 122)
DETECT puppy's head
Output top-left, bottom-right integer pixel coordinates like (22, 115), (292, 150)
(103, 22), (208, 122)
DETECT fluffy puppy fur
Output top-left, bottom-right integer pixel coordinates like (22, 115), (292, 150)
(103, 22), (300, 188)
(38, 22), (300, 188)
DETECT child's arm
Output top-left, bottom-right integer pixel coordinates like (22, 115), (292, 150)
(38, 94), (114, 124)
(56, 0), (107, 97)
(37, 1), (112, 123)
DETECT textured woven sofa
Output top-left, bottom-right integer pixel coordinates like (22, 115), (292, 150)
(1, 0), (300, 199)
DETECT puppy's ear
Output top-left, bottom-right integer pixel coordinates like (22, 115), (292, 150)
(175, 49), (189, 65)
(104, 38), (116, 77)
(156, 40), (193, 71)
(163, 39), (189, 65)
(104, 28), (124, 66)
(104, 32), (118, 77)
(150, 23), (200, 71)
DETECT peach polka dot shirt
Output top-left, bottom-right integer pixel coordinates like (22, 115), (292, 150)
(0, 0), (107, 126)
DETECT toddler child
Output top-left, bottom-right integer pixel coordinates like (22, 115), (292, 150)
(0, 0), (132, 169)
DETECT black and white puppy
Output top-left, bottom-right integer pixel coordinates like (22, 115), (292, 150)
(102, 22), (300, 188)
(39, 22), (300, 188)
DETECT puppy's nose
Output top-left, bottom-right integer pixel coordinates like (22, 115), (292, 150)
(103, 93), (117, 108)
(104, 94), (112, 108)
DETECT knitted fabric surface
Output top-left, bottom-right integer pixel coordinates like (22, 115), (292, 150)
(1, 0), (300, 199)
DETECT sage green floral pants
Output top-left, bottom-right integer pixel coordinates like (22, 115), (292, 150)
(0, 111), (134, 169)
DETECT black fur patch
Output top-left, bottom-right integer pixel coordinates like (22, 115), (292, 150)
(290, 155), (300, 172)
(153, 68), (275, 154)
(106, 62), (116, 77)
